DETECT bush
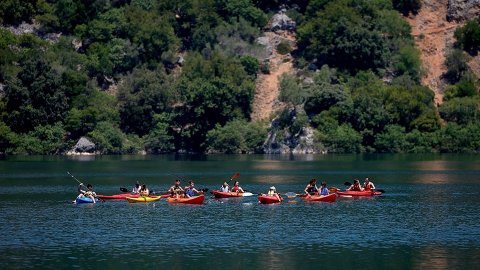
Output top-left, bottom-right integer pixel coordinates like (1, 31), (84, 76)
(455, 19), (480, 55)
(444, 49), (469, 83)
(277, 41), (292, 55)
(439, 97), (480, 125)
(392, 0), (422, 16)
(15, 123), (66, 155)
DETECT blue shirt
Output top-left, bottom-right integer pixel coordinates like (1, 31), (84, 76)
(320, 187), (329, 196)
(185, 188), (195, 197)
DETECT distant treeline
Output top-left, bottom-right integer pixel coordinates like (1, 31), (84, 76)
(0, 0), (479, 154)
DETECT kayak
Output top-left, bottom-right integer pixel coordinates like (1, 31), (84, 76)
(336, 190), (383, 197)
(166, 195), (205, 205)
(303, 193), (337, 202)
(97, 193), (140, 200)
(126, 196), (162, 203)
(212, 190), (254, 198)
(75, 197), (97, 204)
(258, 194), (283, 204)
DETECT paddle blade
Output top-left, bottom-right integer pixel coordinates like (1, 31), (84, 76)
(284, 192), (297, 198)
(201, 188), (209, 192)
(242, 192), (254, 197)
(344, 181), (352, 186)
(120, 187), (129, 192)
(230, 172), (240, 180)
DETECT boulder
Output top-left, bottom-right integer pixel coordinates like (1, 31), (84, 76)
(270, 11), (296, 32)
(67, 137), (96, 155)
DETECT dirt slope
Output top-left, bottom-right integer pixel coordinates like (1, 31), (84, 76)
(251, 31), (296, 122)
(405, 1), (460, 105)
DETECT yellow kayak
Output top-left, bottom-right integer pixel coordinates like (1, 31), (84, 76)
(126, 196), (161, 203)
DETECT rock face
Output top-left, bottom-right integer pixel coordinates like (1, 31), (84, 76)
(269, 10), (296, 32)
(447, 0), (480, 21)
(263, 110), (324, 154)
(67, 137), (96, 155)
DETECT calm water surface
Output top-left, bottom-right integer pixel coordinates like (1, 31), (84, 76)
(1, 154), (480, 270)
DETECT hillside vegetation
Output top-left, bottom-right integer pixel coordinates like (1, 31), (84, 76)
(0, 0), (479, 155)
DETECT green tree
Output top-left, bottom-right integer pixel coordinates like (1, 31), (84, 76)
(374, 125), (409, 153)
(323, 124), (363, 153)
(4, 56), (68, 133)
(118, 66), (174, 136)
(144, 113), (175, 154)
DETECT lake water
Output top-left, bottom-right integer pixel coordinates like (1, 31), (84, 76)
(1, 154), (479, 269)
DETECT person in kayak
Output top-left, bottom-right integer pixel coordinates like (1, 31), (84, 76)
(348, 179), (363, 191)
(77, 183), (97, 203)
(168, 179), (184, 197)
(231, 181), (245, 193)
(266, 186), (282, 201)
(319, 182), (329, 195)
(139, 184), (150, 197)
(304, 179), (319, 195)
(363, 177), (376, 191)
(132, 181), (141, 194)
(184, 181), (200, 197)
(220, 181), (229, 192)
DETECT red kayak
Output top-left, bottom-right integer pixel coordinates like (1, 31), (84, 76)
(166, 195), (205, 205)
(258, 194), (283, 204)
(303, 193), (337, 202)
(336, 190), (383, 197)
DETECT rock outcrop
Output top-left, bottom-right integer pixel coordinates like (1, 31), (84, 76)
(67, 137), (97, 155)
(263, 110), (324, 154)
(269, 9), (296, 32)
(447, 0), (480, 21)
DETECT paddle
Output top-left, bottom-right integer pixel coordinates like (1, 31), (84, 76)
(284, 192), (308, 199)
(343, 181), (385, 193)
(228, 172), (240, 183)
(68, 171), (102, 203)
(67, 171), (84, 186)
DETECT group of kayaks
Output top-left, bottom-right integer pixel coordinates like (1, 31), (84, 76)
(75, 187), (383, 205)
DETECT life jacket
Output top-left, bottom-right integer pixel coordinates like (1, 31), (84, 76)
(306, 185), (317, 193)
(320, 187), (329, 196)
(231, 186), (240, 192)
(84, 191), (94, 197)
(172, 186), (182, 194)
(140, 189), (149, 196)
(267, 190), (275, 195)
(351, 184), (362, 191)
(364, 183), (372, 191)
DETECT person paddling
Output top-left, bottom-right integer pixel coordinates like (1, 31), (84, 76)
(184, 180), (200, 198)
(348, 179), (363, 191)
(220, 181), (229, 192)
(231, 181), (245, 193)
(319, 182), (329, 196)
(139, 184), (150, 197)
(168, 179), (184, 198)
(304, 179), (319, 195)
(266, 186), (282, 201)
(132, 181), (141, 194)
(77, 183), (97, 203)
(363, 177), (376, 191)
